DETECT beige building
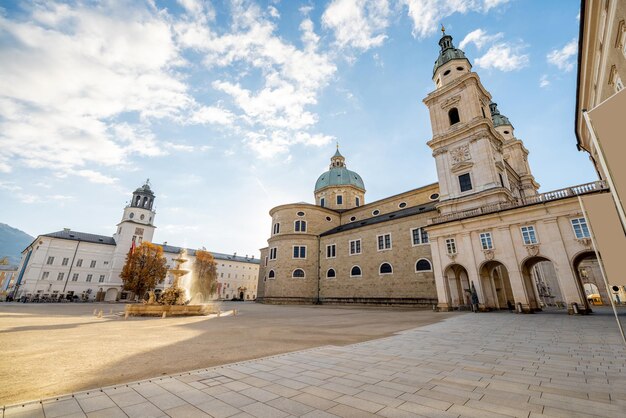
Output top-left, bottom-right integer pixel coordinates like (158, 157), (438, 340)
(258, 30), (612, 313)
(12, 181), (259, 302)
(575, 0), (626, 303)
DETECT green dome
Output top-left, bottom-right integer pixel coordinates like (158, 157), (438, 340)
(489, 102), (513, 128)
(315, 167), (365, 192)
(314, 148), (365, 192)
(433, 34), (470, 76)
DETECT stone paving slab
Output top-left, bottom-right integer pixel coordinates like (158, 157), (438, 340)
(3, 310), (626, 418)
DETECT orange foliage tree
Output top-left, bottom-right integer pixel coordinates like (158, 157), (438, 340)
(120, 242), (168, 300)
(191, 250), (218, 300)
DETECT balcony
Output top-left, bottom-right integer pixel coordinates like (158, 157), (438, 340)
(429, 180), (608, 225)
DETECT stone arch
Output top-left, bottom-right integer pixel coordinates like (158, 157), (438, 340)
(478, 260), (514, 310)
(520, 256), (560, 312)
(443, 263), (471, 309)
(572, 250), (609, 307)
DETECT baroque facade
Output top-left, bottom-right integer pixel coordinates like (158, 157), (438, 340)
(257, 31), (611, 313)
(11, 181), (259, 302)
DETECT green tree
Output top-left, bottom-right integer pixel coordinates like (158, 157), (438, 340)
(120, 242), (167, 301)
(190, 250), (218, 302)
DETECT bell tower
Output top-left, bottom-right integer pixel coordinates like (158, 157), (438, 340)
(111, 180), (157, 272)
(424, 29), (515, 215)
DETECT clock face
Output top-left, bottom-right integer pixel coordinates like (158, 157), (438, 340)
(129, 212), (134, 219)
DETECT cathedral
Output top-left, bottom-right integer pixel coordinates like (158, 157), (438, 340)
(256, 31), (613, 314)
(12, 181), (260, 302)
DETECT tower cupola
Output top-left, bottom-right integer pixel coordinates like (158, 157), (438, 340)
(489, 102), (513, 128)
(433, 27), (472, 88)
(131, 179), (155, 210)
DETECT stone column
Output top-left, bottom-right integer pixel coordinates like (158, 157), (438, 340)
(432, 237), (451, 311)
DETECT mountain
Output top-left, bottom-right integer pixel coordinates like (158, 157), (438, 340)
(0, 223), (34, 265)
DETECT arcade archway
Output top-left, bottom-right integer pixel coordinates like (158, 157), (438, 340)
(443, 264), (470, 309)
(479, 261), (513, 310)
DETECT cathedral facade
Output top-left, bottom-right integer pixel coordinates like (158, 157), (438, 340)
(257, 32), (612, 313)
(12, 182), (260, 302)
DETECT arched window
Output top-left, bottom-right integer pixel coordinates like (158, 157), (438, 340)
(350, 266), (362, 277)
(143, 196), (148, 207)
(415, 259), (432, 272)
(448, 108), (460, 125)
(379, 263), (393, 275)
(295, 220), (307, 232)
(268, 270), (275, 279)
(292, 269), (305, 278)
(135, 195), (141, 206)
(327, 268), (336, 278)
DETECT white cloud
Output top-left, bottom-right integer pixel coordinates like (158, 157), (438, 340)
(547, 38), (578, 72)
(70, 169), (119, 184)
(459, 28), (503, 50)
(539, 74), (550, 88)
(483, 0), (510, 11)
(189, 106), (235, 125)
(322, 0), (390, 51)
(0, 181), (22, 192)
(401, 0), (510, 38)
(164, 142), (196, 152)
(475, 43), (529, 71)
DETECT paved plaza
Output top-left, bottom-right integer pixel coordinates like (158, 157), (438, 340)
(3, 307), (625, 418)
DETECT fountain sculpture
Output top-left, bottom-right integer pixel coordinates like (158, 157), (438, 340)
(125, 249), (218, 317)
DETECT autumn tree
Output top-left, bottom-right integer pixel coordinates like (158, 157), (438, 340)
(120, 242), (168, 301)
(0, 257), (9, 265)
(190, 250), (218, 302)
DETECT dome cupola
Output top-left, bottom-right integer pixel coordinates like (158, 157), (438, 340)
(489, 102), (513, 128)
(314, 146), (365, 210)
(433, 26), (471, 78)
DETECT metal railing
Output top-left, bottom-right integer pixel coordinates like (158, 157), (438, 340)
(430, 180), (608, 224)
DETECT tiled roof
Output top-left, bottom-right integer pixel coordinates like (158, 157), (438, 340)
(156, 244), (260, 264)
(320, 202), (438, 237)
(42, 230), (116, 245)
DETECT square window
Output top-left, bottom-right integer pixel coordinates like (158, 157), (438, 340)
(571, 218), (591, 239)
(269, 248), (277, 260)
(86, 274), (93, 282)
(76, 259), (83, 267)
(521, 226), (538, 245)
(459, 173), (472, 192)
(46, 256), (55, 265)
(72, 273), (79, 281)
(480, 232), (493, 250)
(337, 195), (343, 205)
(320, 197), (325, 207)
(99, 275), (105, 283)
(355, 197), (360, 207)
(411, 228), (429, 245)
(326, 244), (336, 258)
(62, 258), (69, 266)
(293, 246), (306, 259)
(57, 272), (64, 281)
(42, 271), (50, 280)
(446, 238), (457, 255)
(349, 239), (361, 255)
(377, 234), (392, 250)
(90, 260), (96, 268)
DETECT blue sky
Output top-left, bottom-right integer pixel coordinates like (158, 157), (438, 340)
(0, 0), (594, 257)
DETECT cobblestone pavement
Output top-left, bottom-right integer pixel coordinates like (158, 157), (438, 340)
(4, 309), (626, 418)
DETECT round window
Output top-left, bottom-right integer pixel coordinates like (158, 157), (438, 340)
(350, 216), (356, 222)
(140, 214), (145, 220)
(456, 66), (464, 71)
(443, 69), (451, 76)
(297, 211), (305, 216)
(399, 202), (407, 208)
(129, 212), (134, 219)
(326, 216), (332, 222)
(372, 210), (380, 216)
(503, 130), (510, 134)
(429, 193), (440, 201)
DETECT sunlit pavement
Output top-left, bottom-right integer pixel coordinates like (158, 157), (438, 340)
(3, 307), (626, 418)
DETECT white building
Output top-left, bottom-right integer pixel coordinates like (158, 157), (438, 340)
(11, 181), (259, 302)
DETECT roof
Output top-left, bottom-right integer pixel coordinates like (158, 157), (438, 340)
(156, 244), (260, 264)
(320, 202), (438, 237)
(433, 34), (470, 76)
(574, 0), (587, 151)
(315, 167), (365, 192)
(0, 265), (18, 271)
(42, 230), (117, 245)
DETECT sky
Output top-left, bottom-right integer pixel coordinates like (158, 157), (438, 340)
(0, 0), (595, 258)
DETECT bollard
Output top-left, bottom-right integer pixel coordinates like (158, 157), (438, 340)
(516, 302), (523, 314)
(216, 310), (220, 318)
(162, 312), (166, 319)
(97, 309), (103, 318)
(124, 311), (129, 320)
(110, 308), (113, 314)
(233, 309), (238, 316)
(572, 302), (579, 314)
(93, 309), (97, 316)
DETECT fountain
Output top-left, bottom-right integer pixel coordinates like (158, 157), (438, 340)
(124, 249), (218, 317)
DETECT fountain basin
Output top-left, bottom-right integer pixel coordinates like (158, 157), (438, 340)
(125, 303), (218, 317)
